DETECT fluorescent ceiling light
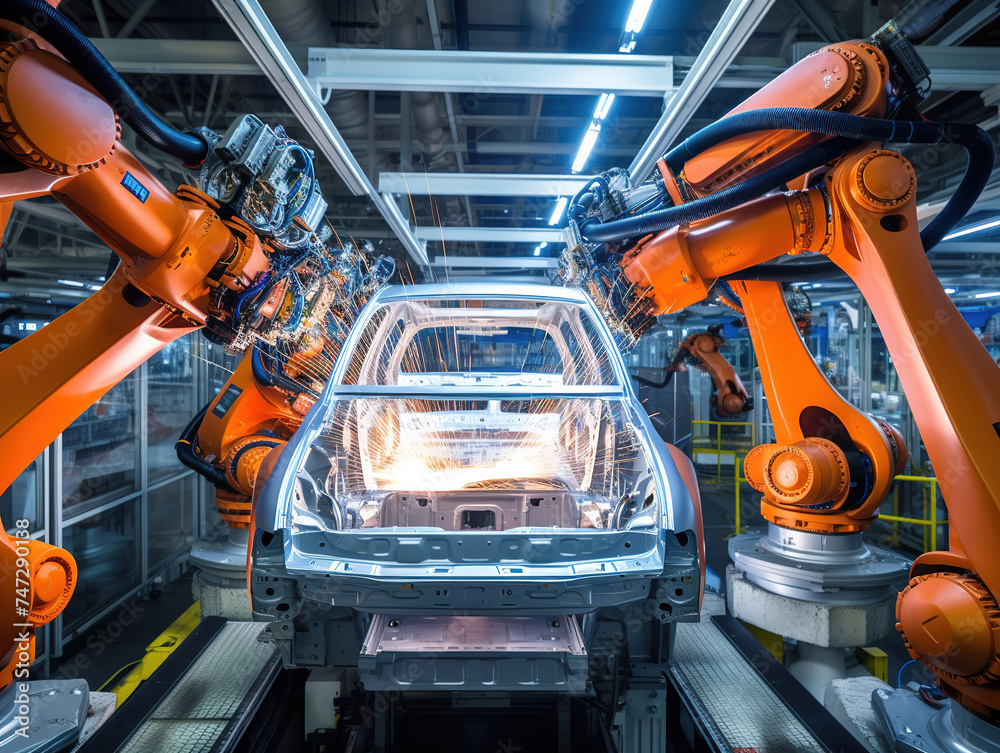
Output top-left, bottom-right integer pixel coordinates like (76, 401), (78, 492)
(58, 279), (85, 287)
(533, 246), (541, 256)
(943, 217), (1000, 241)
(572, 123), (601, 173)
(593, 93), (616, 120)
(625, 0), (655, 32)
(540, 242), (548, 248)
(974, 291), (1000, 299)
(619, 38), (637, 53)
(945, 288), (956, 294)
(548, 197), (568, 226)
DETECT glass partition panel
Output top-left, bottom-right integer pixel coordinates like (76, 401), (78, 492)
(1, 457), (43, 535)
(62, 373), (138, 513)
(62, 501), (139, 632)
(147, 474), (196, 569)
(148, 337), (197, 483)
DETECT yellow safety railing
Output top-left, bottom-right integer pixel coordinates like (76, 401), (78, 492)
(691, 419), (755, 484)
(880, 474), (946, 552)
(732, 452), (749, 536)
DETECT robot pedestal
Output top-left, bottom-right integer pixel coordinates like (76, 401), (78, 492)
(726, 567), (899, 648)
(727, 525), (909, 702)
(189, 528), (252, 621)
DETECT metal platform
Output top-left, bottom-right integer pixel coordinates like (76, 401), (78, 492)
(358, 614), (589, 692)
(76, 618), (283, 753)
(666, 615), (870, 753)
(873, 685), (1000, 753)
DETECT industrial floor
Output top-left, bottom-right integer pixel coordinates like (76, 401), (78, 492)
(49, 572), (197, 691)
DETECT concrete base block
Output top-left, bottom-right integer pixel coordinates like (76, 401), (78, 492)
(824, 676), (893, 753)
(727, 566), (896, 647)
(72, 692), (116, 751)
(192, 570), (253, 621)
(702, 591), (726, 618)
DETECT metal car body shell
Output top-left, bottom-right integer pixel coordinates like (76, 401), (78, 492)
(250, 283), (703, 693)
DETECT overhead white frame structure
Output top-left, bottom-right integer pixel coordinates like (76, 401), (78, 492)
(208, 0), (429, 267)
(373, 0), (782, 205)
(211, 0), (976, 265)
(380, 173), (592, 198)
(414, 227), (565, 243)
(307, 49), (675, 97)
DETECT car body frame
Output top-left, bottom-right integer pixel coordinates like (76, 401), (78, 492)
(250, 283), (703, 700)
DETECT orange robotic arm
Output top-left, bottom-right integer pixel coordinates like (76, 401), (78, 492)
(568, 24), (1000, 720)
(675, 329), (750, 418)
(620, 185), (905, 533)
(0, 42), (248, 687)
(632, 327), (750, 416)
(0, 7), (381, 690)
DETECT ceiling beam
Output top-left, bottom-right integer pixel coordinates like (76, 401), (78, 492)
(208, 0), (428, 267)
(307, 49), (675, 97)
(380, 173), (590, 198)
(789, 0), (847, 42)
(87, 38), (783, 93)
(629, 0), (778, 184)
(431, 257), (560, 269)
(914, 46), (1000, 91)
(344, 140), (640, 157)
(90, 38), (258, 74)
(92, 39), (1000, 94)
(414, 227), (564, 243)
(929, 240), (1000, 254)
(925, 0), (1000, 45)
(917, 177), (1000, 222)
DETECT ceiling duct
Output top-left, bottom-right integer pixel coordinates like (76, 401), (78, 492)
(384, 2), (469, 227)
(257, 0), (388, 178)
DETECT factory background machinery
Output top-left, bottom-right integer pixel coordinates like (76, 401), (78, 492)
(0, 0), (998, 752)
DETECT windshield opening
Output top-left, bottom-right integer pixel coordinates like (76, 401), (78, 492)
(340, 297), (619, 387)
(292, 397), (658, 532)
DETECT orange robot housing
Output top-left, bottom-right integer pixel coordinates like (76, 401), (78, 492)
(574, 28), (1000, 719)
(0, 38), (263, 688)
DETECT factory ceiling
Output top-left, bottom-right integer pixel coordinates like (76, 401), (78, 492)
(1, 0), (999, 308)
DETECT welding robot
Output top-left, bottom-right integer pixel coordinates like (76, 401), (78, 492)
(630, 324), (752, 418)
(0, 0), (394, 745)
(566, 21), (1000, 753)
(0, 1), (992, 751)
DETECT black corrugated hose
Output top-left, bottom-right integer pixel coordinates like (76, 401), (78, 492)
(176, 403), (232, 488)
(578, 108), (995, 253)
(719, 260), (847, 283)
(579, 137), (859, 245)
(1, 0), (209, 165)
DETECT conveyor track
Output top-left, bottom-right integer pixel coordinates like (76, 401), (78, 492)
(76, 618), (281, 753)
(667, 614), (869, 753)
